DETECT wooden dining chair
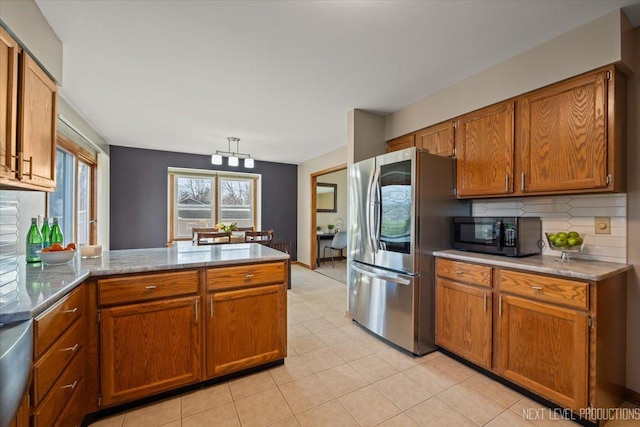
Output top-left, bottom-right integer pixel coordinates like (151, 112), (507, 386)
(192, 227), (219, 245)
(194, 230), (231, 245)
(244, 230), (274, 244)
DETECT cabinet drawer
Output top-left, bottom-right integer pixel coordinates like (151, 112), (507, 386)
(499, 270), (588, 309)
(33, 318), (85, 405)
(99, 270), (199, 306)
(53, 378), (86, 427)
(34, 286), (85, 358)
(208, 262), (285, 291)
(436, 259), (492, 288)
(32, 348), (84, 427)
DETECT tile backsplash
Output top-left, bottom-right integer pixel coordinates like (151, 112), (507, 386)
(0, 191), (20, 310)
(471, 194), (627, 264)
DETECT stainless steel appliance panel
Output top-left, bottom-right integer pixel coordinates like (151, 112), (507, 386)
(348, 157), (376, 266)
(349, 262), (415, 352)
(452, 216), (541, 257)
(347, 148), (470, 355)
(374, 149), (416, 273)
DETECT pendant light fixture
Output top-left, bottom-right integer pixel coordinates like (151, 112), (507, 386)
(211, 137), (255, 168)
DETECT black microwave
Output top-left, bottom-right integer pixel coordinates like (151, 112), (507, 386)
(452, 217), (542, 257)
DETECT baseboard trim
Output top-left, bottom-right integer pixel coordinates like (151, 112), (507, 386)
(625, 388), (640, 405)
(292, 261), (311, 269)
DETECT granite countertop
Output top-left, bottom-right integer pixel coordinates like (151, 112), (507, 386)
(433, 249), (631, 281)
(0, 243), (289, 326)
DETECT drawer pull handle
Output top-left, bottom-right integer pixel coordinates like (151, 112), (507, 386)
(455, 270), (463, 275)
(530, 286), (543, 291)
(62, 308), (78, 314)
(145, 285), (157, 290)
(246, 274), (254, 280)
(60, 380), (78, 390)
(62, 344), (79, 353)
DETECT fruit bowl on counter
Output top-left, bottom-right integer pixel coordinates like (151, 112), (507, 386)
(545, 232), (586, 263)
(37, 243), (77, 265)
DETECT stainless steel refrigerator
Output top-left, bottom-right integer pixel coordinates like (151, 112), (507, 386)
(348, 147), (469, 355)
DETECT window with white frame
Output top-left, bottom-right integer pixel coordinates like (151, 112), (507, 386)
(48, 135), (97, 246)
(169, 169), (259, 241)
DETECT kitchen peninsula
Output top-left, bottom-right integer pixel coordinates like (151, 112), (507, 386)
(1, 243), (289, 427)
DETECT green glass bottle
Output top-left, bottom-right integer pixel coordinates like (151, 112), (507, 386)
(51, 217), (64, 246)
(41, 217), (51, 249)
(26, 217), (43, 263)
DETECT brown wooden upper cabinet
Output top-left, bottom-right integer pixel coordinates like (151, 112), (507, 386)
(386, 65), (626, 199)
(0, 26), (19, 184)
(386, 133), (415, 153)
(386, 121), (455, 157)
(0, 26), (57, 192)
(415, 121), (455, 157)
(456, 101), (515, 197)
(517, 66), (624, 195)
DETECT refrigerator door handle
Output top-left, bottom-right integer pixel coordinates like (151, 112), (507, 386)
(351, 263), (412, 286)
(366, 167), (377, 252)
(372, 167), (382, 249)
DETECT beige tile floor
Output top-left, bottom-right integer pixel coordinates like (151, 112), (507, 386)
(90, 265), (639, 427)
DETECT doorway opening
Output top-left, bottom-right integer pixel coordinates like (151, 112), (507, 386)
(310, 164), (347, 282)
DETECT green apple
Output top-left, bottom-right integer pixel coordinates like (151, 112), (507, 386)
(554, 236), (568, 247)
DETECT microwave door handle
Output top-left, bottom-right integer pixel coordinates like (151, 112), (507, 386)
(351, 263), (411, 286)
(496, 220), (503, 251)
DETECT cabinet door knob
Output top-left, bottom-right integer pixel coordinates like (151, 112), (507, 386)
(145, 285), (157, 290)
(530, 286), (543, 291)
(455, 270), (463, 275)
(62, 307), (78, 314)
(245, 274), (254, 280)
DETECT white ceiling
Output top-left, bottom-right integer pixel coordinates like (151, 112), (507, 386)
(36, 0), (640, 165)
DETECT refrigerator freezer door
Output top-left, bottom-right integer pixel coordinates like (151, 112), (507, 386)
(348, 158), (376, 265)
(373, 148), (416, 274)
(348, 262), (416, 353)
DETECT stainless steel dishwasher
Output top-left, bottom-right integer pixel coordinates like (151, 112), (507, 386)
(0, 320), (33, 427)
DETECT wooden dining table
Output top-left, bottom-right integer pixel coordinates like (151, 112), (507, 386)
(194, 231), (246, 245)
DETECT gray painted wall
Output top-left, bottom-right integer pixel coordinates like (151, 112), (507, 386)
(109, 146), (297, 259)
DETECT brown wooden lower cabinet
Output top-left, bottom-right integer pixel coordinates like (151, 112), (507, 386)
(100, 295), (202, 406)
(207, 283), (287, 377)
(435, 278), (492, 369)
(496, 294), (588, 410)
(30, 285), (87, 427)
(434, 258), (626, 421)
(94, 262), (287, 410)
